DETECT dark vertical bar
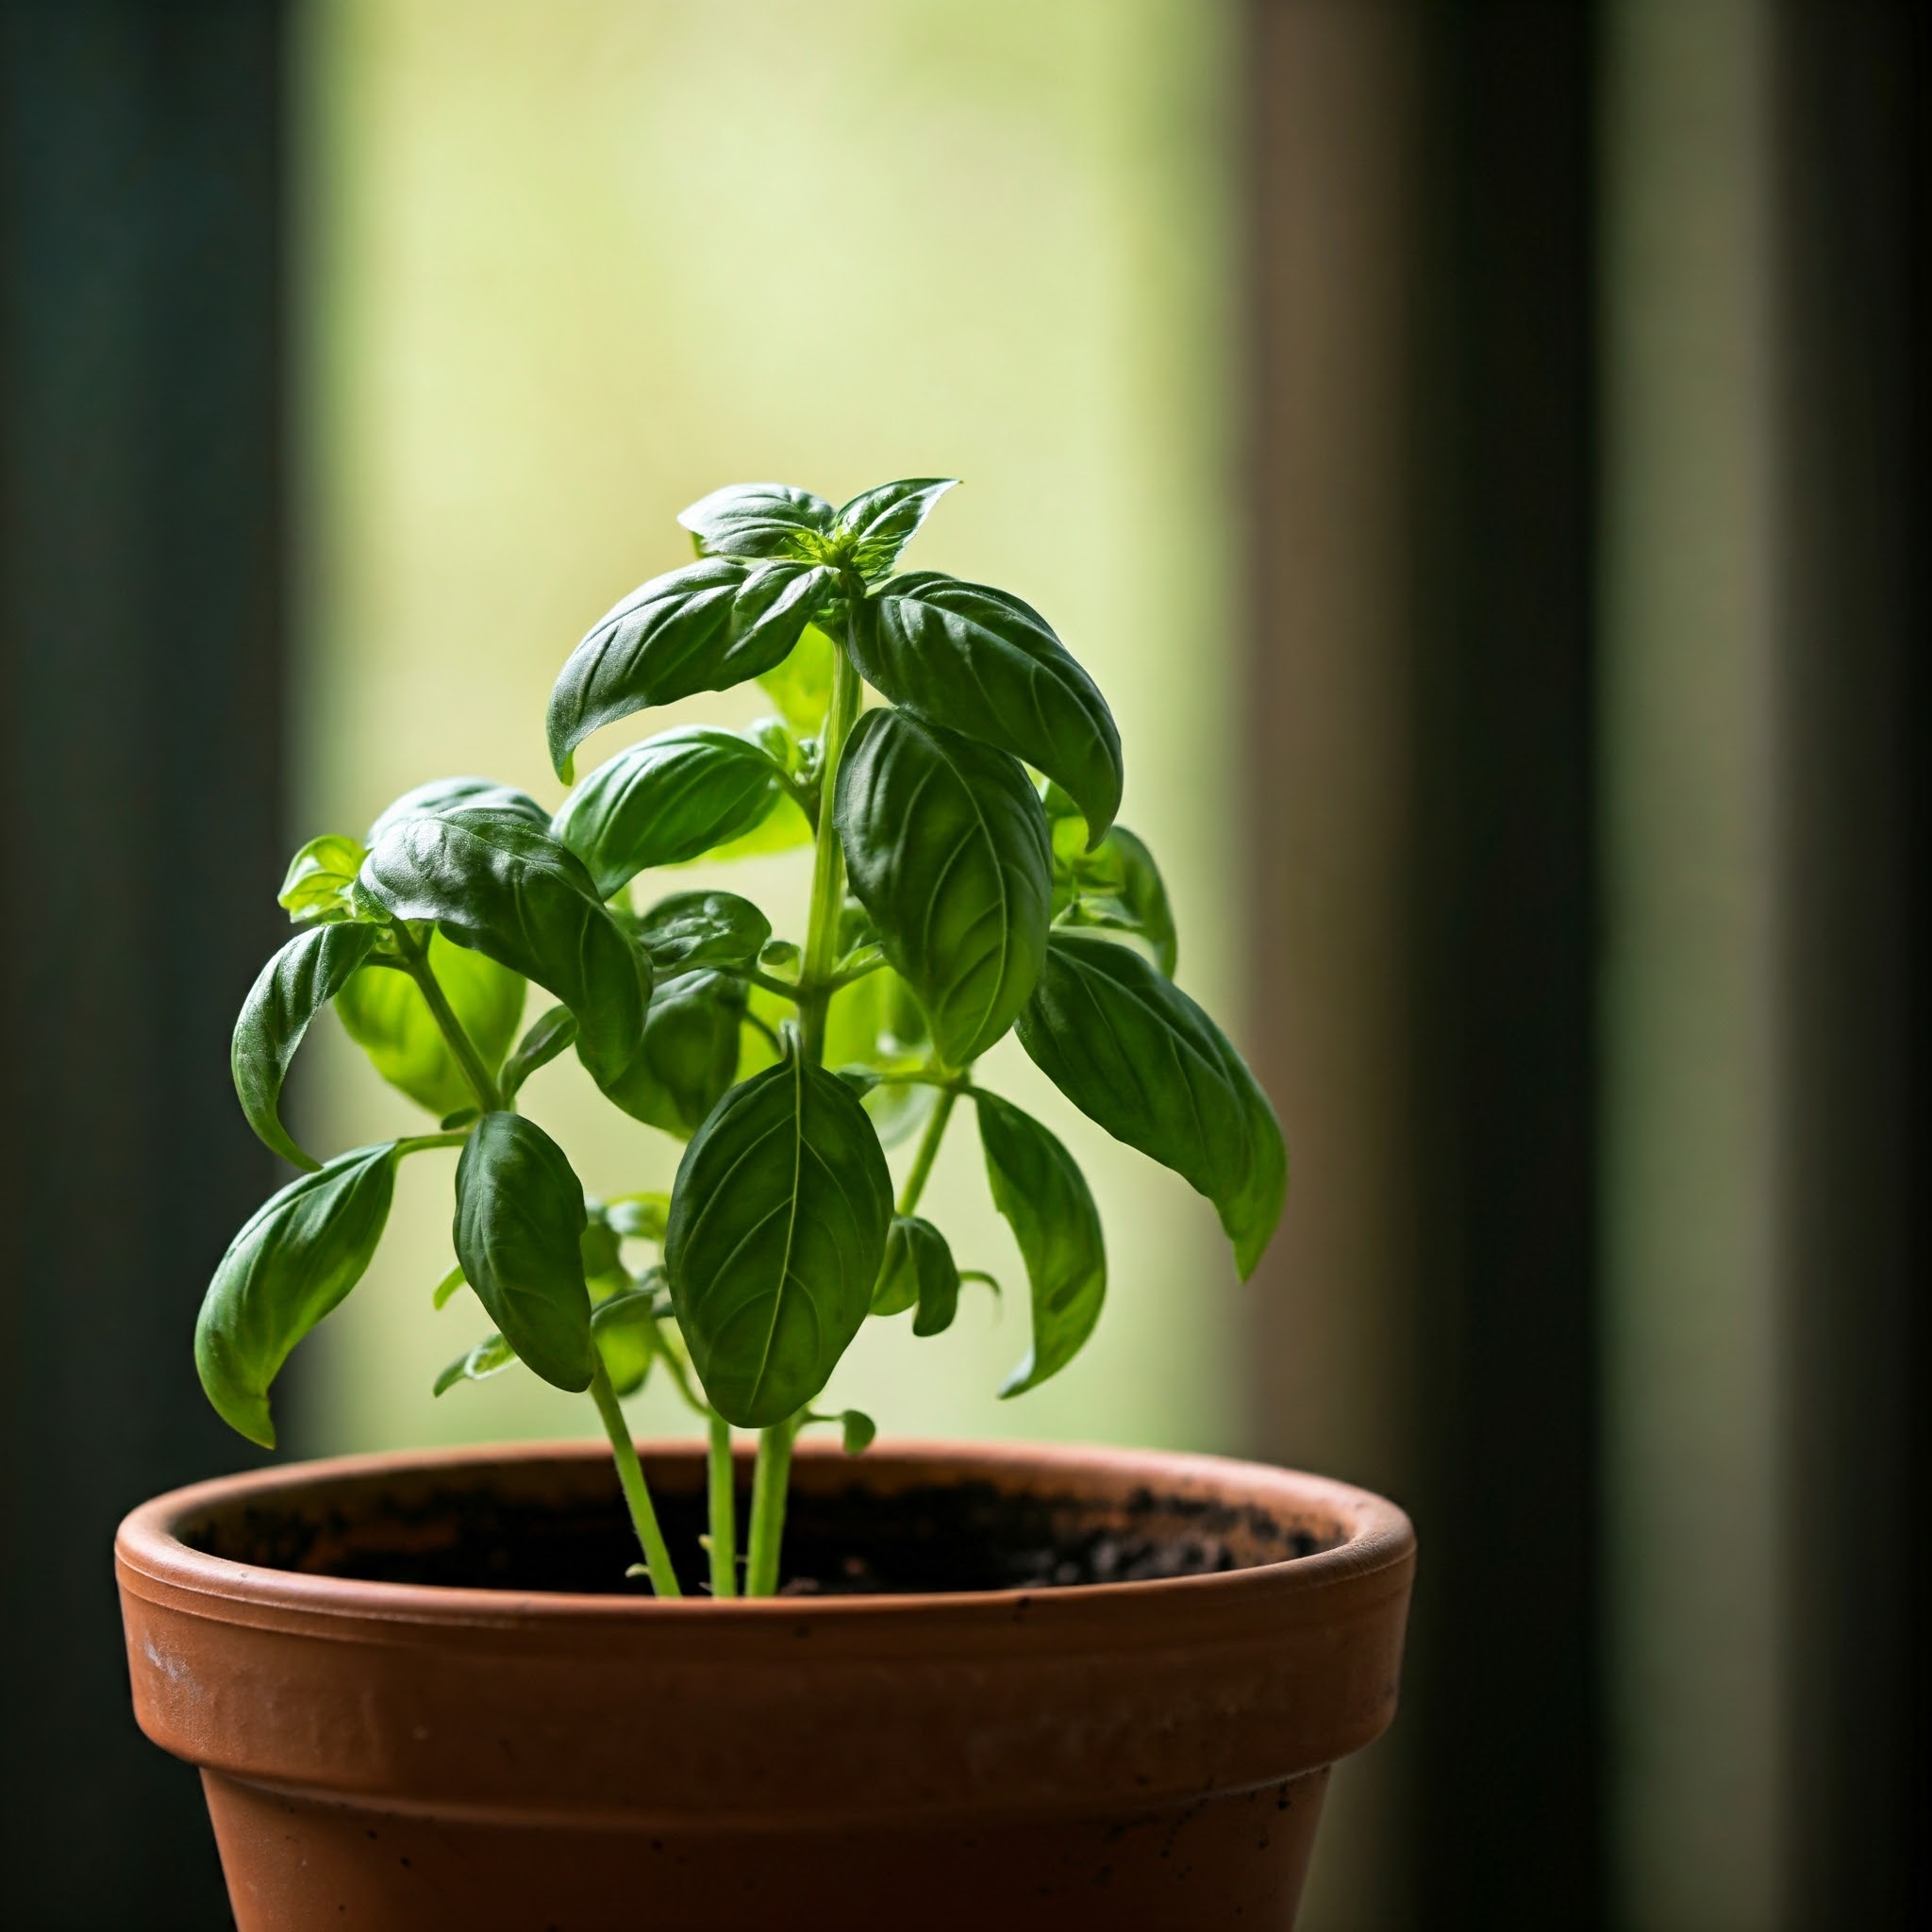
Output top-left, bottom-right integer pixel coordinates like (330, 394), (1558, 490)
(0, 3), (288, 1924)
(1404, 4), (1604, 1923)
(1773, 6), (1932, 1924)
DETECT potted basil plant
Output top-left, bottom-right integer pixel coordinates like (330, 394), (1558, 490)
(116, 479), (1414, 1931)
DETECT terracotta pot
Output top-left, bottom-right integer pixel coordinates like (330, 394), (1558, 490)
(116, 1439), (1414, 1930)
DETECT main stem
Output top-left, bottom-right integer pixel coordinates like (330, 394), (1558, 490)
(707, 1413), (738, 1597)
(590, 1360), (682, 1597)
(742, 622), (864, 1595)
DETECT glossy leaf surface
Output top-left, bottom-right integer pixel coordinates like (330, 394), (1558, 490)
(665, 1052), (891, 1427)
(633, 890), (772, 974)
(277, 834), (368, 926)
(359, 806), (648, 1085)
(233, 923), (379, 1168)
(677, 482), (837, 560)
(976, 1094), (1106, 1395)
(196, 1142), (398, 1446)
(833, 708), (1052, 1070)
(849, 571), (1122, 840)
(593, 969), (746, 1138)
(547, 558), (835, 778)
(453, 1112), (594, 1391)
(833, 477), (956, 579)
(367, 777), (547, 847)
(335, 933), (526, 1117)
(552, 726), (788, 896)
(1015, 934), (1286, 1277)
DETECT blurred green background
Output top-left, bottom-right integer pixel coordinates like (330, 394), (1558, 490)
(291, 0), (1247, 1459)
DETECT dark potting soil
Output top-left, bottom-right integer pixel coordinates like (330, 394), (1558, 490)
(187, 1467), (1330, 1600)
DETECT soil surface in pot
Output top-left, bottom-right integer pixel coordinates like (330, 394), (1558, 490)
(183, 1463), (1333, 1598)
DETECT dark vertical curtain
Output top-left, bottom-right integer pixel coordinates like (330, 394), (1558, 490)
(0, 3), (288, 1924)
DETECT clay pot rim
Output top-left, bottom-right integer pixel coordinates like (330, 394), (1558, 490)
(116, 1436), (1414, 1634)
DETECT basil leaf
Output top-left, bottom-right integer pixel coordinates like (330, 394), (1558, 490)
(633, 891), (772, 973)
(232, 924), (380, 1169)
(552, 726), (788, 896)
(1053, 821), (1177, 977)
(590, 1286), (659, 1397)
(833, 708), (1052, 1070)
(832, 477), (957, 579)
(605, 1191), (671, 1241)
(758, 623), (838, 733)
(666, 1050), (892, 1427)
(432, 1263), (467, 1308)
(277, 834), (369, 926)
(976, 1095), (1106, 1396)
(848, 572), (1123, 841)
(500, 1005), (577, 1101)
(195, 1142), (399, 1447)
(359, 806), (649, 1085)
(1015, 934), (1287, 1277)
(837, 1408), (876, 1455)
(592, 969), (747, 1138)
(367, 776), (547, 847)
(335, 931), (526, 1116)
(677, 481), (837, 561)
(686, 789), (812, 862)
(453, 1112), (595, 1392)
(433, 1330), (515, 1395)
(547, 558), (836, 779)
(870, 1214), (963, 1337)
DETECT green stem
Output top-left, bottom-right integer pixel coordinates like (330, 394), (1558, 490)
(744, 1411), (798, 1597)
(707, 1413), (738, 1598)
(391, 922), (505, 1113)
(743, 968), (804, 1003)
(896, 1086), (958, 1216)
(393, 1129), (472, 1157)
(797, 635), (864, 1063)
(589, 1360), (682, 1597)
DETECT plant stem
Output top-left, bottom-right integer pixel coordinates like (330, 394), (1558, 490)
(896, 1086), (958, 1217)
(707, 1413), (738, 1598)
(391, 923), (505, 1113)
(589, 1359), (682, 1597)
(743, 1411), (798, 1597)
(797, 634), (864, 1063)
(393, 1129), (472, 1157)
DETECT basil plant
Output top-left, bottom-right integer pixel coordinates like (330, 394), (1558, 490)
(201, 478), (1287, 1597)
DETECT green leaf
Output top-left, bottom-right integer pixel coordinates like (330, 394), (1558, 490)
(871, 1214), (962, 1339)
(433, 1330), (515, 1396)
(835, 1407), (877, 1455)
(666, 1049), (892, 1427)
(195, 1142), (399, 1447)
(547, 558), (837, 779)
(592, 969), (748, 1138)
(677, 481), (838, 561)
(848, 572), (1123, 841)
(833, 708), (1052, 1070)
(633, 891), (772, 974)
(833, 477), (957, 579)
(336, 931), (527, 1117)
(367, 777), (548, 847)
(552, 726), (789, 896)
(277, 834), (369, 926)
(1015, 934), (1287, 1277)
(590, 1286), (660, 1397)
(500, 1005), (577, 1101)
(976, 1094), (1106, 1396)
(1052, 820), (1177, 977)
(453, 1112), (595, 1392)
(432, 1264), (467, 1308)
(579, 1218), (627, 1291)
(359, 806), (649, 1086)
(758, 624), (838, 733)
(232, 924), (380, 1169)
(605, 1191), (671, 1241)
(685, 789), (812, 862)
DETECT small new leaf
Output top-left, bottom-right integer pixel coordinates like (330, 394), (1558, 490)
(632, 891), (772, 974)
(871, 1215), (961, 1341)
(834, 708), (1052, 1070)
(977, 1094), (1106, 1396)
(547, 558), (837, 779)
(453, 1113), (595, 1392)
(432, 1264), (467, 1309)
(1052, 819), (1177, 977)
(848, 572), (1123, 840)
(832, 477), (957, 579)
(233, 923), (380, 1168)
(1015, 934), (1287, 1277)
(666, 1050), (891, 1427)
(277, 834), (369, 926)
(196, 1142), (399, 1447)
(433, 1331), (515, 1396)
(552, 726), (790, 896)
(500, 1005), (578, 1101)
